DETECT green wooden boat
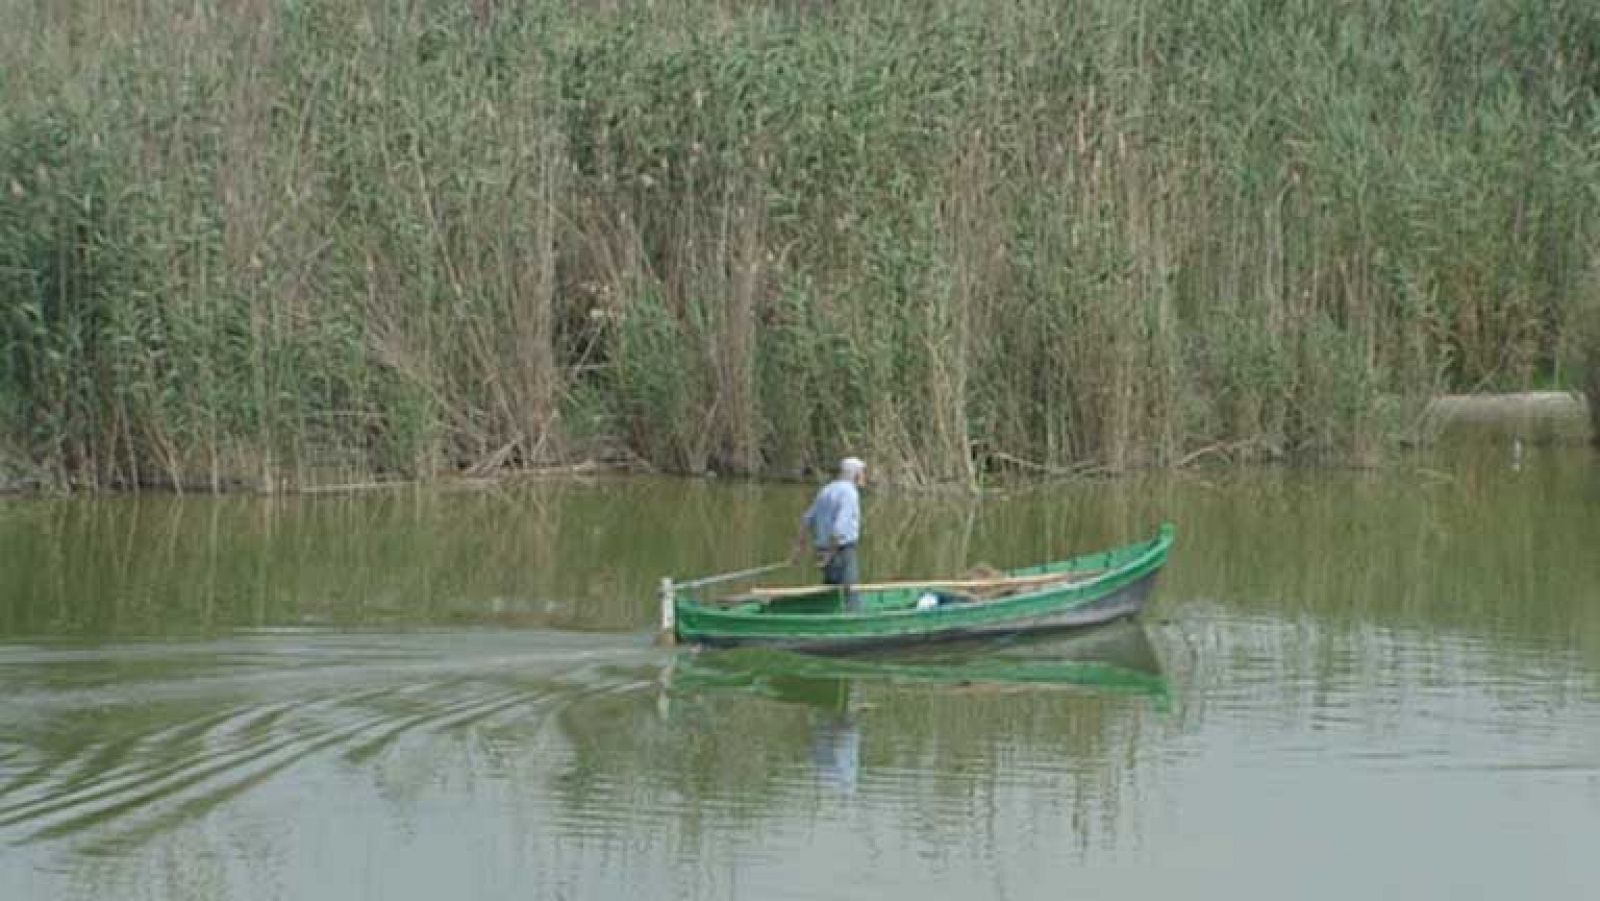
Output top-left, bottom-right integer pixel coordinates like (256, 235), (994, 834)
(668, 523), (1174, 651)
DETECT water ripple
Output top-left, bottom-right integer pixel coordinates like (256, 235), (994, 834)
(0, 631), (656, 854)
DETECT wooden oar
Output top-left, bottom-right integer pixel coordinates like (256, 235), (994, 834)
(746, 569), (1102, 601)
(676, 560), (794, 591)
(661, 560), (797, 634)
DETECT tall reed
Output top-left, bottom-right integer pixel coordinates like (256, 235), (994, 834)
(2, 0), (1597, 489)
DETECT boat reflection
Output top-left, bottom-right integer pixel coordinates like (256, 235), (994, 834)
(663, 620), (1168, 795)
(667, 617), (1168, 710)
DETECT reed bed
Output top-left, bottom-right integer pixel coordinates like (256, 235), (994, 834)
(2, 0), (1597, 489)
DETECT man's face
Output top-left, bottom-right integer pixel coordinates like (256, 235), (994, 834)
(855, 468), (867, 487)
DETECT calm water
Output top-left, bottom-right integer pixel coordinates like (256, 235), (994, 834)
(2, 444), (1599, 900)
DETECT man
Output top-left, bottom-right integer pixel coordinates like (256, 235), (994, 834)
(796, 457), (866, 611)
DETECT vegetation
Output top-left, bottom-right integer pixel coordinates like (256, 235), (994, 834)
(3, 0), (1598, 490)
(1563, 272), (1600, 446)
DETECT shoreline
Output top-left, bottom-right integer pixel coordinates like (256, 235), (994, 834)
(2, 392), (1592, 497)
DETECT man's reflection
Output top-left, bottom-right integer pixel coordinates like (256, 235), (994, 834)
(807, 683), (860, 796)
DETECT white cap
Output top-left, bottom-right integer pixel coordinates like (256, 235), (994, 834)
(839, 457), (866, 478)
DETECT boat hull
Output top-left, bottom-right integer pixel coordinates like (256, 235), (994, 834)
(673, 524), (1173, 653)
(700, 572), (1155, 652)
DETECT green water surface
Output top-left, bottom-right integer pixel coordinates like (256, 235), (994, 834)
(2, 444), (1598, 900)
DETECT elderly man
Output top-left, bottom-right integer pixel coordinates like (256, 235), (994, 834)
(796, 457), (867, 611)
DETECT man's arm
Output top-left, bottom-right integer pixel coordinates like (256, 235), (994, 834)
(794, 500), (818, 562)
(818, 532), (840, 567)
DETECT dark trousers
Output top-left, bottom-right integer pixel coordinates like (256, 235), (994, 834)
(822, 544), (861, 611)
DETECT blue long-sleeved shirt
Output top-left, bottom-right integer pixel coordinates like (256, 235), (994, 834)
(803, 479), (861, 549)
